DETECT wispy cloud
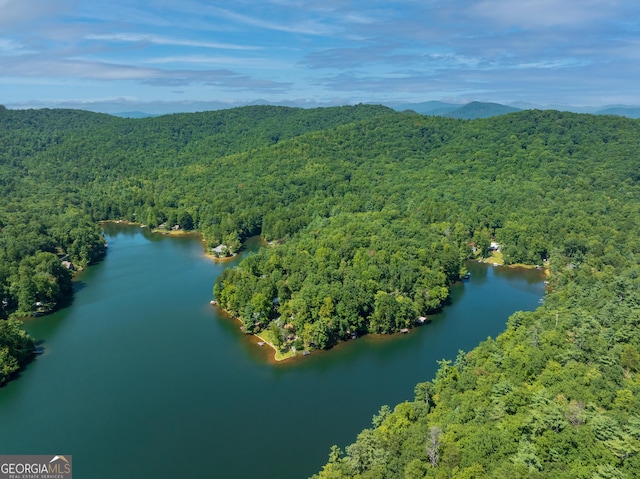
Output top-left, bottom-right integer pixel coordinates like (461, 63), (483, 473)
(143, 69), (291, 91)
(3, 56), (158, 80)
(145, 55), (292, 70)
(0, 38), (31, 54)
(302, 43), (410, 69)
(85, 33), (260, 51)
(2, 55), (290, 91)
(210, 7), (336, 36)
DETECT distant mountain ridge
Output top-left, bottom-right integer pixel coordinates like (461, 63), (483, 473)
(447, 101), (521, 119)
(391, 100), (640, 119)
(394, 101), (460, 115)
(392, 100), (520, 119)
(113, 111), (159, 119)
(596, 106), (640, 119)
(6, 99), (640, 120)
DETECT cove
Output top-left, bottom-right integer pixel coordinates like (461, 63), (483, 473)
(0, 224), (545, 479)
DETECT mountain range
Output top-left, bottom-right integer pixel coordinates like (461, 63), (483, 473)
(392, 100), (640, 119)
(4, 99), (640, 120)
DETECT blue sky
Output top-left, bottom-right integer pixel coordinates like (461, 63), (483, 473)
(2, 0), (640, 110)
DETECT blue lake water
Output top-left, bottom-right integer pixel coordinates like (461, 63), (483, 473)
(0, 224), (545, 478)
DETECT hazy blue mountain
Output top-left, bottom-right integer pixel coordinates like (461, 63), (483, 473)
(428, 106), (464, 116)
(392, 101), (521, 119)
(112, 111), (159, 119)
(596, 106), (640, 119)
(446, 101), (521, 119)
(509, 102), (640, 118)
(392, 100), (460, 115)
(8, 98), (640, 119)
(509, 102), (598, 114)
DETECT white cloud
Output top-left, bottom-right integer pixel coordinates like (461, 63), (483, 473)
(1, 55), (290, 91)
(144, 55), (292, 70)
(4, 57), (156, 80)
(85, 33), (261, 51)
(0, 38), (31, 54)
(512, 59), (589, 69)
(212, 7), (336, 36)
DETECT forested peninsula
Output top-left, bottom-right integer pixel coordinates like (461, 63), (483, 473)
(1, 105), (639, 478)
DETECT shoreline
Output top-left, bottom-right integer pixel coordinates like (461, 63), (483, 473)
(210, 301), (298, 363)
(210, 301), (436, 363)
(100, 220), (239, 262)
(475, 253), (550, 276)
(253, 330), (298, 362)
(152, 227), (240, 262)
(104, 222), (549, 362)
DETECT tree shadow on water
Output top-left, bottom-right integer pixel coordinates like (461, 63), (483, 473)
(72, 281), (88, 294)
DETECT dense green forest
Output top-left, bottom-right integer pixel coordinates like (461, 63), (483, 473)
(0, 103), (392, 379)
(1, 104), (639, 477)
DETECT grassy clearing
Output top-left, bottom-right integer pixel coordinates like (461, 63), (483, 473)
(476, 251), (549, 274)
(477, 250), (504, 265)
(255, 329), (297, 361)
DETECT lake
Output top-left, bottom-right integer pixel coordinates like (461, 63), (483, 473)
(0, 224), (545, 478)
